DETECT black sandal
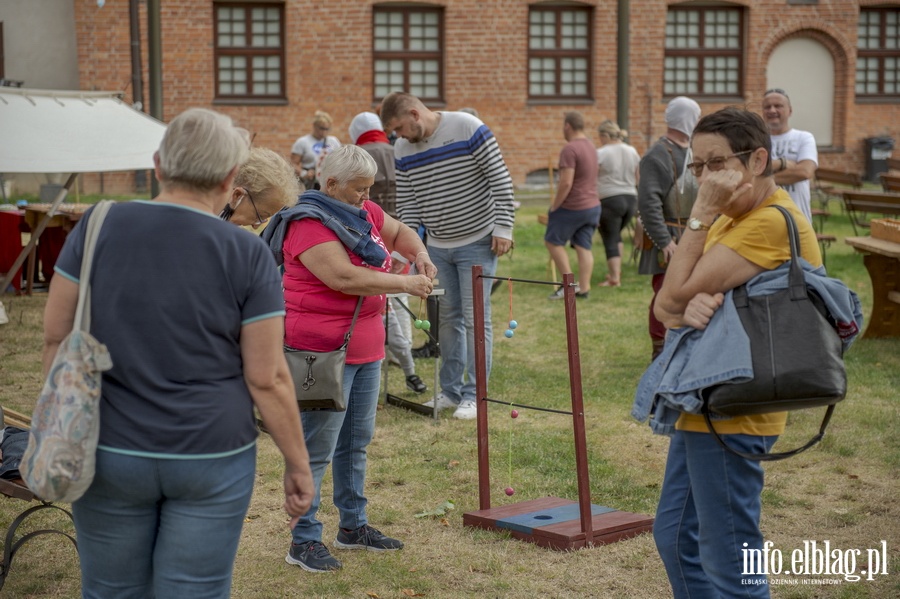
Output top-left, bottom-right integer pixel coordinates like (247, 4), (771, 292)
(405, 375), (427, 394)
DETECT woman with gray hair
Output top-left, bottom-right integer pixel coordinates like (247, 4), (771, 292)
(44, 107), (314, 596)
(262, 144), (437, 573)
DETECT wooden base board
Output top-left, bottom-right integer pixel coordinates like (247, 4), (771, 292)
(463, 496), (654, 551)
(384, 393), (436, 417)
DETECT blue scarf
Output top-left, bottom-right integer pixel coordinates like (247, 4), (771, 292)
(261, 190), (388, 268)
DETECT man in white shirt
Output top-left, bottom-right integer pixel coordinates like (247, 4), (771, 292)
(762, 88), (818, 222)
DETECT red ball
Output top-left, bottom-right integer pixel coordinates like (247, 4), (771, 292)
(505, 487), (515, 496)
(510, 410), (519, 419)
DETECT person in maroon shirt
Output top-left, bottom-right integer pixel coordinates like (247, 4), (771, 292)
(545, 111), (600, 299)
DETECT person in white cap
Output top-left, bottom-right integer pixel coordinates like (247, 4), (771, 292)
(349, 112), (397, 215)
(637, 96), (701, 360)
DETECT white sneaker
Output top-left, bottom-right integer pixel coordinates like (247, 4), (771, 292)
(453, 400), (477, 420)
(423, 393), (456, 411)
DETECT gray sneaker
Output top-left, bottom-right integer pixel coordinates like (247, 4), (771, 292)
(548, 284), (580, 300)
(334, 525), (404, 552)
(285, 541), (342, 573)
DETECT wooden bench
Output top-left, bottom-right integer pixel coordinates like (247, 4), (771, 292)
(0, 407), (77, 592)
(879, 173), (900, 193)
(814, 168), (864, 215)
(841, 190), (900, 235)
(886, 156), (900, 173)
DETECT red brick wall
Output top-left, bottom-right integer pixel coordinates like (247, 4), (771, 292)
(72, 0), (898, 194)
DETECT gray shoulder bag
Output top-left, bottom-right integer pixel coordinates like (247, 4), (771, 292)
(284, 297), (364, 411)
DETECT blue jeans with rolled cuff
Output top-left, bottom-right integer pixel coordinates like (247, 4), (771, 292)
(292, 359), (381, 544)
(654, 430), (777, 599)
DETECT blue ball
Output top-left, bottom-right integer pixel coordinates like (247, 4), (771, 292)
(508, 320), (518, 329)
(504, 329), (514, 338)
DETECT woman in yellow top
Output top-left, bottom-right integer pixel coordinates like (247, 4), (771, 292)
(652, 107), (821, 598)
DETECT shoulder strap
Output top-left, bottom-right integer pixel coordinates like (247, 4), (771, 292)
(342, 296), (365, 345)
(74, 200), (115, 332)
(703, 405), (834, 461)
(770, 204), (808, 301)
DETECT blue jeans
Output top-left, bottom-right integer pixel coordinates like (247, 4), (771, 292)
(72, 445), (257, 599)
(292, 360), (381, 544)
(654, 431), (777, 599)
(427, 234), (497, 403)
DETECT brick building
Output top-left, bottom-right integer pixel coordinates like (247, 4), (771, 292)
(50, 1), (900, 192)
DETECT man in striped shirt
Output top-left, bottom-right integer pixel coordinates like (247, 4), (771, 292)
(381, 92), (515, 420)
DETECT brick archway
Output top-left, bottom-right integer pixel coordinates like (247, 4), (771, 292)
(761, 27), (852, 151)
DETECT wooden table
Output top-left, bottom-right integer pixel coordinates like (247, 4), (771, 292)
(21, 203), (88, 295)
(845, 236), (900, 338)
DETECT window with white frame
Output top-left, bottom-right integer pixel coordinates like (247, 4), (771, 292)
(527, 5), (592, 100)
(857, 7), (900, 97)
(214, 2), (284, 100)
(664, 6), (743, 97)
(373, 6), (443, 102)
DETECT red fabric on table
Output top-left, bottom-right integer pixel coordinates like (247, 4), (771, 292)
(0, 210), (24, 292)
(0, 210), (22, 293)
(36, 226), (67, 283)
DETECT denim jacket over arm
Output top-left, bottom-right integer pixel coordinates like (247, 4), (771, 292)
(632, 260), (863, 436)
(260, 190), (388, 268)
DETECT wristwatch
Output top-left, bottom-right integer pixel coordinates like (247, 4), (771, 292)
(688, 217), (711, 231)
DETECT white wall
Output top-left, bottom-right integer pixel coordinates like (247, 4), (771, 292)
(1, 1), (81, 194)
(767, 38), (834, 147)
(0, 0), (79, 90)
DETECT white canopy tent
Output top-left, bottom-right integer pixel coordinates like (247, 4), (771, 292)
(0, 87), (167, 294)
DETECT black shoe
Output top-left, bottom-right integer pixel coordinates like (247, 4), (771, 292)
(285, 541), (342, 573)
(405, 374), (427, 393)
(575, 291), (589, 299)
(411, 343), (439, 359)
(334, 525), (404, 552)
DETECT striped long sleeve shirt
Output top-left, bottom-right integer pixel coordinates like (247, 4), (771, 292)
(394, 112), (515, 248)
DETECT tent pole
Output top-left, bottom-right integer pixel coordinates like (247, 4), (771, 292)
(0, 173), (78, 295)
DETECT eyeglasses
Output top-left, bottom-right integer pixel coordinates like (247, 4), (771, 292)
(242, 187), (266, 226)
(686, 150), (753, 178)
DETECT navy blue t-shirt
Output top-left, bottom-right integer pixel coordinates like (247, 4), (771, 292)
(55, 201), (285, 457)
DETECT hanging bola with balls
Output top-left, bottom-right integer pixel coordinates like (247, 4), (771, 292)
(505, 404), (519, 496)
(414, 298), (431, 330)
(504, 278), (518, 338)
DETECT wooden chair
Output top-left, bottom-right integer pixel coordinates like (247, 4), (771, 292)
(814, 168), (864, 214)
(879, 172), (900, 193)
(841, 190), (900, 235)
(0, 407), (78, 592)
